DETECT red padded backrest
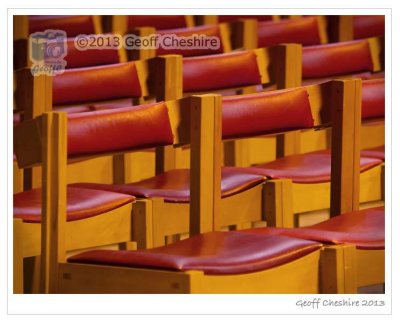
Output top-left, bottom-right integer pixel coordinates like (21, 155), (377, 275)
(354, 15), (385, 39)
(156, 25), (223, 57)
(53, 62), (142, 106)
(29, 15), (95, 36)
(362, 79), (384, 119)
(302, 40), (374, 79)
(258, 16), (321, 47)
(218, 15), (274, 23)
(221, 88), (314, 139)
(67, 102), (173, 157)
(127, 15), (187, 30)
(183, 50), (261, 92)
(65, 38), (120, 68)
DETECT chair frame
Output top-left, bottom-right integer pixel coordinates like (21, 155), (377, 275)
(159, 43), (303, 173)
(13, 53), (181, 192)
(12, 53), (181, 292)
(239, 37), (384, 228)
(13, 112), (136, 293)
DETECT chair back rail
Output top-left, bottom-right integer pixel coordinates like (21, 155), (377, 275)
(14, 55), (183, 117)
(257, 16), (327, 48)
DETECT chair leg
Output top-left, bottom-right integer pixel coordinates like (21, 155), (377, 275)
(132, 200), (153, 249)
(24, 256), (41, 293)
(263, 179), (294, 228)
(151, 198), (168, 248)
(13, 249), (23, 294)
(319, 244), (357, 294)
(13, 219), (24, 294)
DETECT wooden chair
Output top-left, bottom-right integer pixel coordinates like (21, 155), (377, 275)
(13, 50), (179, 278)
(244, 206), (384, 293)
(178, 43), (303, 170)
(13, 98), (190, 294)
(296, 37), (385, 180)
(38, 78), (361, 293)
(229, 39), (385, 228)
(182, 37), (383, 170)
(13, 53), (181, 192)
(13, 14), (125, 193)
(237, 78), (384, 228)
(229, 20), (384, 165)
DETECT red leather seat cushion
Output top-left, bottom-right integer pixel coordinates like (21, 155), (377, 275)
(13, 186), (134, 223)
(65, 38), (120, 69)
(53, 62), (142, 106)
(71, 167), (266, 203)
(301, 71), (373, 86)
(368, 71), (385, 79)
(240, 150), (382, 183)
(90, 99), (136, 111)
(354, 15), (385, 39)
(127, 15), (187, 30)
(258, 17), (321, 47)
(68, 231), (321, 275)
(183, 51), (261, 92)
(67, 103), (173, 158)
(302, 40), (374, 79)
(29, 15), (95, 36)
(55, 105), (92, 114)
(218, 15), (274, 23)
(245, 207), (384, 250)
(361, 146), (385, 161)
(222, 88), (314, 140)
(157, 25), (224, 57)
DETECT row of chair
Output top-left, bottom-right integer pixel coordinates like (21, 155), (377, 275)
(17, 15), (385, 38)
(13, 39), (385, 232)
(13, 35), (384, 185)
(13, 14), (385, 294)
(13, 15), (385, 69)
(14, 77), (384, 293)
